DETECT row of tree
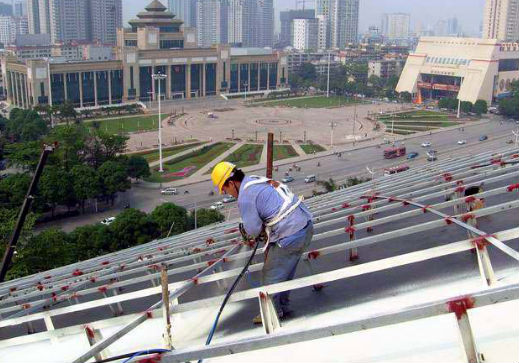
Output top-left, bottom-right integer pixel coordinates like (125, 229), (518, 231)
(498, 80), (519, 119)
(4, 204), (225, 279)
(438, 98), (488, 115)
(288, 62), (410, 101)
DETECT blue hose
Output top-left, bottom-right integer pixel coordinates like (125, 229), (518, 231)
(198, 238), (262, 363)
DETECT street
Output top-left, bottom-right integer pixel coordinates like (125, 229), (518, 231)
(40, 116), (518, 232)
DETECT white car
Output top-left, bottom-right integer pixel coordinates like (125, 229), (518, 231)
(210, 202), (224, 210)
(421, 142), (431, 148)
(222, 195), (236, 203)
(101, 217), (116, 226)
(457, 140), (467, 145)
(161, 187), (177, 195)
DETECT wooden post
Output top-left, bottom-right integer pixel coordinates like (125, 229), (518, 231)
(266, 133), (274, 179)
(161, 266), (173, 350)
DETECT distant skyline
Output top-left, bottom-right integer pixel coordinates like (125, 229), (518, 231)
(123, 0), (485, 36)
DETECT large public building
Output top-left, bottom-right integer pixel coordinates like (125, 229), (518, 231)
(2, 0), (288, 109)
(396, 37), (519, 104)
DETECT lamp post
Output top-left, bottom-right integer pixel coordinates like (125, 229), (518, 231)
(513, 129), (519, 148)
(326, 52), (331, 98)
(152, 72), (167, 173)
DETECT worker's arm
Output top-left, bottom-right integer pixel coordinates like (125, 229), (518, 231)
(239, 194), (263, 238)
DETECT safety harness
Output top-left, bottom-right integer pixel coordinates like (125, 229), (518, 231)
(242, 176), (304, 242)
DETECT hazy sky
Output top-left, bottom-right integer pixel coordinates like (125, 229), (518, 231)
(124, 0), (485, 36)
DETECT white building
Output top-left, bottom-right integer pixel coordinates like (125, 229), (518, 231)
(0, 16), (28, 46)
(196, 0), (226, 47)
(316, 14), (328, 50)
(369, 58), (406, 79)
(381, 13), (410, 40)
(329, 0), (359, 49)
(396, 37), (519, 104)
(483, 0), (519, 41)
(292, 18), (319, 51)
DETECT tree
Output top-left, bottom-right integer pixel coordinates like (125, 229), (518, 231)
(190, 208), (225, 229)
(47, 124), (88, 170)
(126, 155), (151, 180)
(0, 173), (32, 209)
(399, 91), (412, 103)
(300, 63), (317, 81)
(4, 141), (42, 171)
(6, 109), (48, 142)
(14, 228), (73, 276)
(460, 101), (473, 114)
(108, 208), (159, 250)
(98, 160), (131, 204)
(68, 224), (112, 261)
(84, 131), (128, 168)
(317, 178), (338, 192)
(39, 166), (74, 216)
(0, 208), (36, 268)
(499, 96), (519, 119)
(151, 203), (189, 237)
(473, 100), (488, 116)
(58, 101), (78, 124)
(70, 164), (101, 213)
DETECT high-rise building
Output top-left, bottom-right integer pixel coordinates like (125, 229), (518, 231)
(316, 14), (328, 50)
(27, 0), (122, 44)
(168, 0), (196, 27)
(0, 2), (12, 16)
(90, 0), (122, 44)
(292, 18), (319, 51)
(315, 0), (330, 48)
(225, 0), (273, 48)
(279, 9), (314, 48)
(483, 0), (519, 41)
(0, 15), (28, 45)
(196, 0), (227, 47)
(14, 1), (27, 17)
(381, 13), (410, 40)
(329, 0), (359, 48)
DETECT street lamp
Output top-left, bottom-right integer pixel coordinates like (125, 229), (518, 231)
(152, 72), (167, 173)
(326, 52), (331, 98)
(513, 128), (519, 148)
(329, 121), (338, 149)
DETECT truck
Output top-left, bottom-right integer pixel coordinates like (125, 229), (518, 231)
(383, 146), (406, 159)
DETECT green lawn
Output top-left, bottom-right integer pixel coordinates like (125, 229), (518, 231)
(379, 110), (449, 121)
(225, 144), (263, 168)
(274, 145), (299, 161)
(258, 96), (361, 108)
(300, 144), (326, 154)
(134, 143), (203, 163)
(86, 115), (162, 134)
(146, 142), (234, 183)
(383, 120), (458, 134)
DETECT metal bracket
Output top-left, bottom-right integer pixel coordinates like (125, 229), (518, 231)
(258, 291), (280, 334)
(84, 326), (110, 361)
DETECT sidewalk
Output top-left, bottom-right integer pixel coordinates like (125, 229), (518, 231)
(190, 142), (244, 177)
(148, 142), (215, 167)
(290, 141), (306, 157)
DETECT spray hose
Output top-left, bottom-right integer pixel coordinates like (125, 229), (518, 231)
(198, 235), (263, 363)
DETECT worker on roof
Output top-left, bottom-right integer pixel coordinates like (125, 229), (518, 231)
(211, 161), (313, 324)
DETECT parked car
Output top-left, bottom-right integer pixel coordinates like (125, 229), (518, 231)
(222, 195), (236, 203)
(427, 150), (438, 161)
(421, 142), (431, 148)
(282, 176), (294, 183)
(161, 187), (178, 195)
(101, 217), (116, 226)
(210, 202), (224, 210)
(479, 135), (488, 141)
(457, 140), (467, 145)
(407, 152), (419, 159)
(304, 175), (316, 183)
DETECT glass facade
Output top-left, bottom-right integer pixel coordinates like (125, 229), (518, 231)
(239, 64), (249, 92)
(139, 66), (153, 100)
(160, 39), (183, 49)
(205, 63), (217, 95)
(250, 63), (258, 91)
(260, 63), (268, 90)
(171, 65), (186, 98)
(190, 64), (201, 97)
(269, 63), (277, 89)
(96, 71), (110, 105)
(51, 74), (65, 105)
(82, 72), (95, 107)
(66, 73), (81, 106)
(230, 64), (238, 93)
(111, 70), (123, 104)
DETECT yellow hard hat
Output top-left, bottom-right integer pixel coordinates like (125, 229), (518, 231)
(211, 161), (236, 194)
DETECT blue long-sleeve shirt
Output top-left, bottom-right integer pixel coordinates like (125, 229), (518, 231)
(238, 176), (313, 247)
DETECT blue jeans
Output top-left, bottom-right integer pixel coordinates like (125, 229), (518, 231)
(262, 222), (314, 315)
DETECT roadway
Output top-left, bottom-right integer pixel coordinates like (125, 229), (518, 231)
(40, 116), (518, 232)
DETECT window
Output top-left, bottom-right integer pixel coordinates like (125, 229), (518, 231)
(125, 40), (137, 47)
(160, 39), (184, 49)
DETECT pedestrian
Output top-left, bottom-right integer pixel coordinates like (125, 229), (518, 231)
(211, 162), (314, 324)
